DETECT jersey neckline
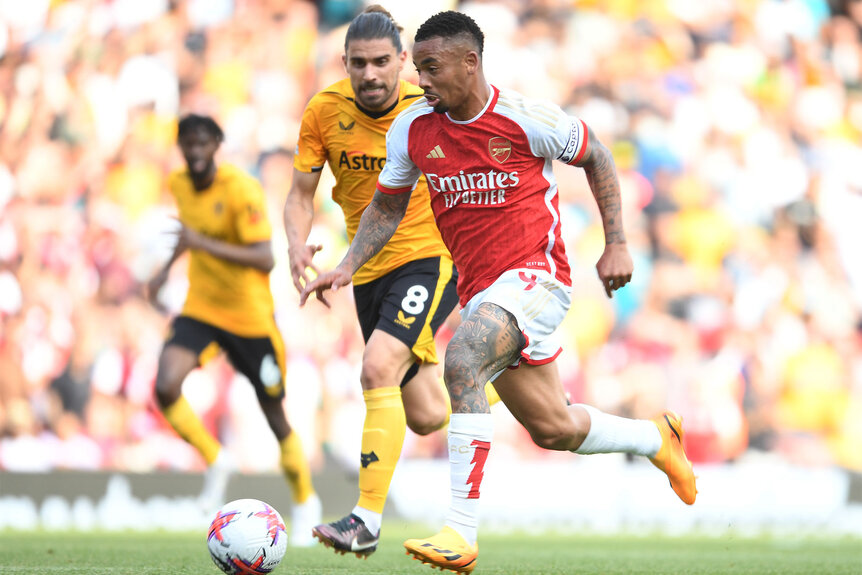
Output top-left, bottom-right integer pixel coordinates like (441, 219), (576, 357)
(445, 84), (497, 125)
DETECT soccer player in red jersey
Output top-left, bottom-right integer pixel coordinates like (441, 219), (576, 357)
(301, 11), (697, 573)
(284, 6), (500, 557)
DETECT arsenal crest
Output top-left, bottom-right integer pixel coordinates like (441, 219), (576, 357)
(488, 136), (511, 164)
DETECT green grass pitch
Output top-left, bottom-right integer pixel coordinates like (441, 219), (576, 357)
(1, 526), (860, 574)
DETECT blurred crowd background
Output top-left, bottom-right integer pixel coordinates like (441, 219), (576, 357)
(1, 0), (861, 480)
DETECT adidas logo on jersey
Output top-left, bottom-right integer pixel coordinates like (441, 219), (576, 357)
(426, 145), (445, 159)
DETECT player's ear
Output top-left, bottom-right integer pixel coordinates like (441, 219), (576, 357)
(341, 53), (348, 73)
(398, 49), (407, 69)
(464, 50), (479, 75)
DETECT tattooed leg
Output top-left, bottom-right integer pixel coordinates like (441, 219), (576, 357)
(444, 303), (526, 414)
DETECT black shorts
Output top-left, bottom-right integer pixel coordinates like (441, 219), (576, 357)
(353, 256), (459, 366)
(165, 316), (286, 401)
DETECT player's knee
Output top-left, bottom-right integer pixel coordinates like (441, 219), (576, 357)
(530, 431), (570, 451)
(359, 355), (397, 389)
(526, 420), (578, 451)
(259, 399), (290, 439)
(441, 356), (460, 384)
(443, 328), (507, 383)
(442, 341), (479, 382)
(153, 365), (187, 408)
(154, 377), (181, 408)
(154, 347), (197, 408)
(405, 404), (446, 436)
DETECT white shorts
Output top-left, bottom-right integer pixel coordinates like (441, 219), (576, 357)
(460, 268), (572, 379)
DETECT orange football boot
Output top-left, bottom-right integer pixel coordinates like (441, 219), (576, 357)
(649, 410), (697, 505)
(404, 526), (478, 574)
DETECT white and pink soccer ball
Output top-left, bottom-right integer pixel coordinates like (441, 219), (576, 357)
(207, 499), (288, 574)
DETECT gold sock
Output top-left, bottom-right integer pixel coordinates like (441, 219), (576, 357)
(163, 396), (221, 465)
(438, 379), (502, 428)
(357, 386), (406, 513)
(279, 431), (315, 504)
(484, 380), (501, 407)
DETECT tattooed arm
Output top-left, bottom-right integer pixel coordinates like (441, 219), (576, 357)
(573, 126), (633, 297)
(341, 190), (410, 276)
(575, 128), (626, 245)
(299, 190), (411, 306)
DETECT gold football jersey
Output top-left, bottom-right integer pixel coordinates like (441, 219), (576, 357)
(294, 78), (449, 285)
(169, 164), (275, 336)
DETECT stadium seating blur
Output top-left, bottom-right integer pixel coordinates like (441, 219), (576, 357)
(0, 0), (861, 487)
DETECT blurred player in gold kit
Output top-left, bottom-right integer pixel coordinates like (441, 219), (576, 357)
(149, 114), (320, 546)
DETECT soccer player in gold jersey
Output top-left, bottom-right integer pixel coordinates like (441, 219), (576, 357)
(148, 114), (321, 546)
(284, 6), (499, 557)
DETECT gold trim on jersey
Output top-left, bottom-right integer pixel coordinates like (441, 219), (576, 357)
(412, 256), (455, 364)
(199, 341), (221, 366)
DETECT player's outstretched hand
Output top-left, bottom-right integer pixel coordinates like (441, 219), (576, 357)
(288, 243), (323, 293)
(596, 243), (633, 298)
(299, 266), (352, 308)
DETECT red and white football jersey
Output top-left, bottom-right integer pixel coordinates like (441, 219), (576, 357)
(377, 85), (588, 304)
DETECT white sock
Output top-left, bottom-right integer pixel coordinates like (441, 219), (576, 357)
(573, 404), (662, 456)
(351, 506), (382, 537)
(444, 413), (493, 546)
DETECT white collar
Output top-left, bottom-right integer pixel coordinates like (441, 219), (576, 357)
(446, 83), (495, 125)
